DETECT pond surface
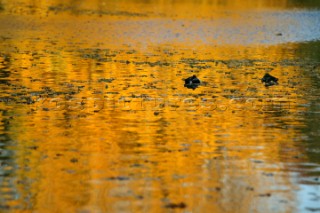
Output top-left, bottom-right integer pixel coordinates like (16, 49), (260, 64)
(1, 0), (320, 212)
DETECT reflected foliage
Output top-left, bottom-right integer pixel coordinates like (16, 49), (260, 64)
(0, 0), (320, 212)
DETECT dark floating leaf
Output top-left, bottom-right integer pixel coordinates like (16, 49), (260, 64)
(215, 187), (221, 191)
(70, 158), (78, 163)
(246, 186), (254, 191)
(165, 202), (187, 209)
(261, 73), (278, 87)
(98, 78), (115, 83)
(258, 193), (271, 197)
(184, 75), (201, 90)
(28, 146), (38, 150)
(306, 208), (320, 212)
(136, 195), (144, 200)
(106, 176), (130, 181)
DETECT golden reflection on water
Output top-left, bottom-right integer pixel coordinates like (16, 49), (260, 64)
(1, 0), (320, 213)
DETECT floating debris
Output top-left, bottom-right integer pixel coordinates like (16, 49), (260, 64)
(98, 78), (114, 83)
(258, 193), (272, 197)
(184, 75), (200, 90)
(215, 187), (221, 191)
(261, 73), (278, 87)
(70, 158), (78, 163)
(105, 176), (130, 181)
(165, 202), (187, 209)
(246, 186), (254, 191)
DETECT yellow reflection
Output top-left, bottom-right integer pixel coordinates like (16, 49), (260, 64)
(0, 0), (316, 213)
(0, 0), (309, 18)
(2, 41), (309, 212)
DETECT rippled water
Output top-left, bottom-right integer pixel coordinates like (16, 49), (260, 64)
(1, 1), (320, 212)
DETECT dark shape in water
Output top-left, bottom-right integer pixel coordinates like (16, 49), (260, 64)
(184, 75), (200, 89)
(165, 202), (187, 209)
(261, 73), (278, 87)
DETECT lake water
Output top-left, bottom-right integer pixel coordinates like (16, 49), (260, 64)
(0, 0), (320, 212)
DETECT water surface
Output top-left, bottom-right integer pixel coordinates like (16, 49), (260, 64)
(0, 0), (320, 212)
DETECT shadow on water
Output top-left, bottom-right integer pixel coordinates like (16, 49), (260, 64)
(0, 2), (4, 12)
(294, 41), (320, 166)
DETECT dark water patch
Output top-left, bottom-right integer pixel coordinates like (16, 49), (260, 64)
(98, 78), (115, 83)
(48, 5), (148, 17)
(164, 202), (187, 209)
(105, 176), (130, 181)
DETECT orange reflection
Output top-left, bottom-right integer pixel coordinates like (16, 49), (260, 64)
(0, 0), (318, 213)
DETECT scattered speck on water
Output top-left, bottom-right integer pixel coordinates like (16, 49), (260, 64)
(165, 202), (187, 209)
(98, 78), (115, 83)
(105, 176), (130, 181)
(70, 158), (78, 163)
(262, 172), (274, 177)
(258, 193), (272, 197)
(246, 187), (254, 191)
